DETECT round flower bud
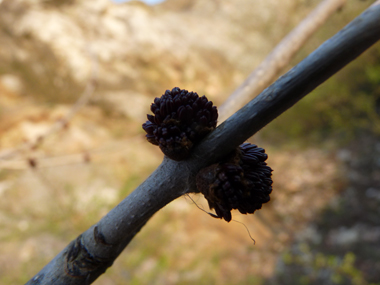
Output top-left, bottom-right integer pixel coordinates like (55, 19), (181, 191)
(196, 143), (273, 222)
(142, 87), (218, 161)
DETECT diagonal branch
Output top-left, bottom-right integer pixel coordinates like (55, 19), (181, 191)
(0, 0), (344, 167)
(27, 2), (380, 284)
(218, 0), (347, 122)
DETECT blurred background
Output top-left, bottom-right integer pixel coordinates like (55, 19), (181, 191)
(0, 0), (379, 284)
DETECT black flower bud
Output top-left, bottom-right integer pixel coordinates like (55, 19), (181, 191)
(142, 87), (218, 160)
(196, 143), (273, 222)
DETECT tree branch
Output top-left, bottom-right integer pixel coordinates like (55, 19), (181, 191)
(218, 0), (347, 122)
(27, 2), (380, 284)
(0, 0), (342, 168)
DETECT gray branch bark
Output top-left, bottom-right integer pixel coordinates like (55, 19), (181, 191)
(218, 0), (347, 122)
(27, 2), (380, 284)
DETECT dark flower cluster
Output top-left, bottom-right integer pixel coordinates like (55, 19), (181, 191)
(196, 143), (273, 222)
(142, 87), (218, 161)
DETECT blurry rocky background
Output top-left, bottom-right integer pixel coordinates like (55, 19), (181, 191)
(0, 0), (380, 284)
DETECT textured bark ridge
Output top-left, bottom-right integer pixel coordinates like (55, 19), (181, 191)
(65, 229), (114, 278)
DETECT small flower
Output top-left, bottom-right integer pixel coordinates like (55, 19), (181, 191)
(142, 87), (218, 161)
(196, 143), (273, 222)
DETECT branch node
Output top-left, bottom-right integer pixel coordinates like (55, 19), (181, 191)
(65, 234), (113, 278)
(93, 225), (113, 246)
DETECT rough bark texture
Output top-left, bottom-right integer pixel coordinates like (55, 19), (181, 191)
(27, 1), (380, 284)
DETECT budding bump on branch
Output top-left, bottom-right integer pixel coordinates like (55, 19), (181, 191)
(143, 88), (273, 222)
(142, 87), (218, 161)
(196, 143), (273, 222)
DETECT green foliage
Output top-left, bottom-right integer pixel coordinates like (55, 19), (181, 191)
(275, 244), (373, 285)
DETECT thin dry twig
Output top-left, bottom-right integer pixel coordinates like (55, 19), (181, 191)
(0, 48), (98, 160)
(0, 137), (144, 170)
(185, 194), (256, 244)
